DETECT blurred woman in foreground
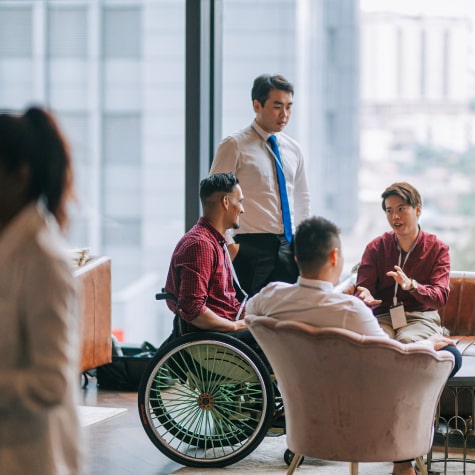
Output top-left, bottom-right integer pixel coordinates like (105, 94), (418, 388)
(0, 107), (82, 475)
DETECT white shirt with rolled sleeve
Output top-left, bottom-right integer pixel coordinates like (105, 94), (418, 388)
(210, 120), (311, 237)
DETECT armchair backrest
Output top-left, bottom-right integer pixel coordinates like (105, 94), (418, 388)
(246, 315), (454, 463)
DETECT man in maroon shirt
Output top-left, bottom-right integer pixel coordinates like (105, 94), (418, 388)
(355, 182), (450, 343)
(165, 172), (247, 333)
(355, 182), (462, 475)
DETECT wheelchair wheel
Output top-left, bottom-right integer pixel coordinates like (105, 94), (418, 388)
(138, 332), (274, 467)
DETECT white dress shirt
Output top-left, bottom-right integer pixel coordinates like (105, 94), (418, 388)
(246, 276), (387, 337)
(210, 121), (311, 236)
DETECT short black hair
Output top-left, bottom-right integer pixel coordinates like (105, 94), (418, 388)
(251, 74), (294, 107)
(200, 172), (239, 203)
(294, 216), (341, 273)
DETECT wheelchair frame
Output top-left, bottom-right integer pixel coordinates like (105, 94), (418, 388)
(137, 292), (285, 468)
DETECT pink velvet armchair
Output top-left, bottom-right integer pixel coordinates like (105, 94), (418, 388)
(246, 315), (455, 475)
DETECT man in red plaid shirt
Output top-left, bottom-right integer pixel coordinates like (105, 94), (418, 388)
(165, 173), (248, 334)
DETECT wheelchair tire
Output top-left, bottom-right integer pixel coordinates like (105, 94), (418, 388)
(138, 332), (274, 467)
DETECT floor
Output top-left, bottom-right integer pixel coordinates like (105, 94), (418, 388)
(80, 376), (181, 475)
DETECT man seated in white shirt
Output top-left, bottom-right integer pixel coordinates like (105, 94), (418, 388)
(246, 215), (459, 475)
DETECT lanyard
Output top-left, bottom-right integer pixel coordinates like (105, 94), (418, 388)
(392, 237), (418, 306)
(222, 243), (248, 320)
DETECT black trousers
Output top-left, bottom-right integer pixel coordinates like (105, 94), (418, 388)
(227, 328), (272, 372)
(233, 233), (299, 297)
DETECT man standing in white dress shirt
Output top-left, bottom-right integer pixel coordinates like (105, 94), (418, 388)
(210, 74), (311, 296)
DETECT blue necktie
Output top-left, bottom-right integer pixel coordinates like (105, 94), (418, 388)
(268, 135), (292, 243)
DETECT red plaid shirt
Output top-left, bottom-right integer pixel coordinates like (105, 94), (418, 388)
(165, 218), (241, 323)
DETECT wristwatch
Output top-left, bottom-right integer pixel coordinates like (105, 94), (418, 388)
(410, 279), (418, 292)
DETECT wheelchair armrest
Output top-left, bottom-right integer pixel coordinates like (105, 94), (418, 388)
(155, 290), (186, 337)
(155, 291), (178, 304)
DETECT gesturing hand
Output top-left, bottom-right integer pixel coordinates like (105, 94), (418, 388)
(355, 286), (382, 307)
(386, 265), (412, 290)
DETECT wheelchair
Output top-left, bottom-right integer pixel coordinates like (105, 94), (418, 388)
(137, 292), (288, 468)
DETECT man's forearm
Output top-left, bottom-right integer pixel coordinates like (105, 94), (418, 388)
(191, 307), (245, 331)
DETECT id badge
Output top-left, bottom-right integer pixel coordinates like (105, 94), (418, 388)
(389, 303), (407, 329)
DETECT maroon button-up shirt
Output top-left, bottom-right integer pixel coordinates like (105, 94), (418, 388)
(356, 229), (450, 316)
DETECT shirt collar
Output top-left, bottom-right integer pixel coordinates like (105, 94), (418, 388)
(252, 120), (279, 142)
(197, 217), (226, 246)
(392, 225), (423, 250)
(297, 276), (334, 291)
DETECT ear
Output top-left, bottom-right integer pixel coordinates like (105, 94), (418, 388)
(415, 204), (422, 217)
(329, 248), (339, 266)
(253, 99), (261, 114)
(222, 194), (230, 210)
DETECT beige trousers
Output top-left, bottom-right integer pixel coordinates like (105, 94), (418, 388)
(377, 310), (443, 343)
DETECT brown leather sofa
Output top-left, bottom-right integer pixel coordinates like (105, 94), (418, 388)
(74, 256), (112, 372)
(440, 271), (475, 355)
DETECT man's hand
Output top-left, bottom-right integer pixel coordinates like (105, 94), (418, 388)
(234, 318), (247, 331)
(355, 286), (382, 307)
(386, 265), (412, 291)
(426, 334), (456, 350)
(341, 284), (355, 295)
